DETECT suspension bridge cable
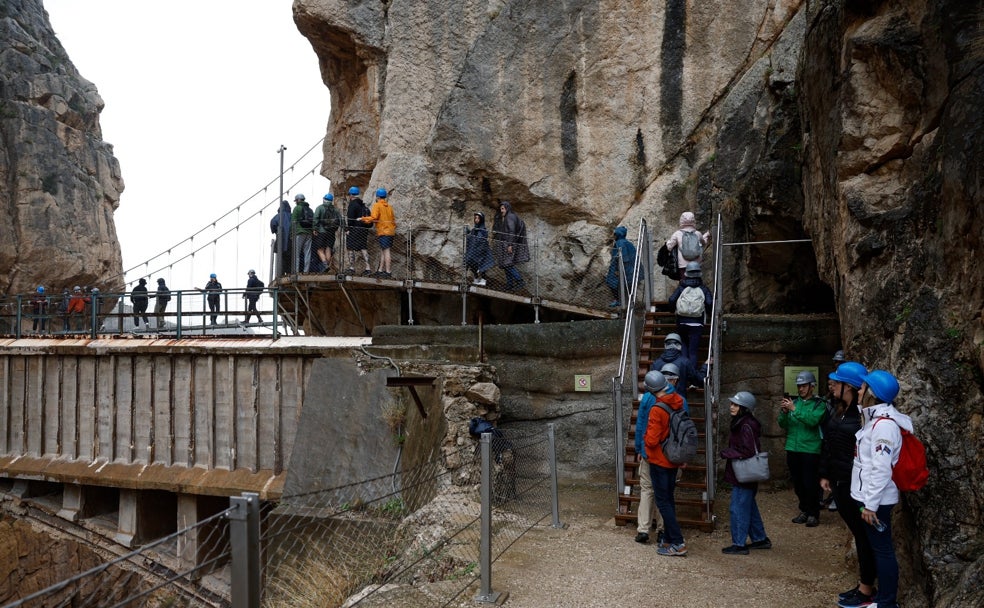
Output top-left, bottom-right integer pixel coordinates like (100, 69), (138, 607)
(126, 160), (324, 283)
(118, 136), (326, 281)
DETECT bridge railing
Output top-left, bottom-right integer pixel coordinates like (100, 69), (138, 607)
(277, 219), (634, 314)
(0, 287), (282, 338)
(3, 425), (561, 607)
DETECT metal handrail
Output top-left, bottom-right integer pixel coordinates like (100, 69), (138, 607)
(703, 213), (725, 522)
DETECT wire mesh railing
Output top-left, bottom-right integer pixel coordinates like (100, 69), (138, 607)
(2, 507), (235, 608)
(3, 424), (561, 607)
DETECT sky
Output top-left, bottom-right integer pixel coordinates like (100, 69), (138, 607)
(44, 1), (333, 292)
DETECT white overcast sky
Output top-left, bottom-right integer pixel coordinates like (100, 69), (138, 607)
(44, 1), (332, 290)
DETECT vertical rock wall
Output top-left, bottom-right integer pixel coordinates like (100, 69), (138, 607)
(800, 1), (983, 606)
(0, 0), (124, 295)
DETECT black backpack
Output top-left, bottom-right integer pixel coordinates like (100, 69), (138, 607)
(299, 205), (314, 229)
(657, 244), (679, 279)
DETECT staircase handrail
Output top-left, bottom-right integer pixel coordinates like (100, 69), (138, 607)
(703, 213), (725, 519)
(611, 219), (653, 493)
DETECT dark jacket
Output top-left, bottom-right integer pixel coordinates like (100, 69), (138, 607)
(492, 201), (530, 267)
(668, 276), (713, 323)
(465, 212), (495, 273)
(649, 348), (706, 392)
(270, 201), (292, 253)
(605, 226), (637, 291)
(721, 411), (763, 488)
(346, 197), (371, 251)
(130, 282), (148, 305)
(818, 401), (862, 484)
(245, 276), (264, 302)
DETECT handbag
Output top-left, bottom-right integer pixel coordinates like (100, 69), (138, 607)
(732, 435), (770, 483)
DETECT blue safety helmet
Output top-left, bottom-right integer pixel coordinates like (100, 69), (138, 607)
(36, 286), (45, 294)
(375, 188), (387, 198)
(324, 193), (334, 201)
(829, 361), (867, 389)
(862, 370), (900, 404)
(210, 273), (217, 279)
(348, 186), (360, 196)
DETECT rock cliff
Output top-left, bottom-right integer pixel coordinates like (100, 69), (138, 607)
(295, 0), (982, 605)
(0, 0), (123, 296)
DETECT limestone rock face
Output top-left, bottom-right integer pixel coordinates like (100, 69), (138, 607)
(293, 0), (825, 310)
(800, 2), (983, 606)
(0, 0), (124, 295)
(296, 0), (982, 604)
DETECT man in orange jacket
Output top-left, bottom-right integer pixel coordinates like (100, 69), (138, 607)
(643, 370), (688, 557)
(360, 188), (397, 278)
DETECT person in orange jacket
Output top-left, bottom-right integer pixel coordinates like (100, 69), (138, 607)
(360, 188), (397, 278)
(66, 285), (89, 331)
(642, 370), (688, 557)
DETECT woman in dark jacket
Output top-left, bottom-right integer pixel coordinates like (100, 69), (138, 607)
(720, 391), (771, 555)
(465, 212), (495, 285)
(820, 361), (878, 607)
(270, 200), (292, 276)
(605, 226), (636, 307)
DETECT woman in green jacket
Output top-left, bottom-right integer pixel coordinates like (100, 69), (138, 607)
(779, 370), (826, 527)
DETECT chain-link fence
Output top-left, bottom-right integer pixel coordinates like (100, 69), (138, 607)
(2, 424), (561, 608)
(2, 507), (234, 608)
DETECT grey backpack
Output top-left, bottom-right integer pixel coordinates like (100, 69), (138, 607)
(655, 402), (699, 465)
(675, 286), (706, 318)
(679, 230), (702, 261)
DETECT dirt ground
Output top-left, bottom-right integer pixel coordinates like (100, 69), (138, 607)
(469, 476), (857, 608)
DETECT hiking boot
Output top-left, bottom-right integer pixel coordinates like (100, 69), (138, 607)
(806, 515), (820, 527)
(837, 590), (874, 607)
(656, 543), (687, 557)
(721, 544), (749, 555)
(634, 532), (649, 544)
(791, 513), (808, 524)
(748, 538), (772, 550)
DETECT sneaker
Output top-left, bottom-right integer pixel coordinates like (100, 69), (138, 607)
(838, 587), (860, 602)
(656, 543), (687, 557)
(829, 499), (838, 511)
(791, 513), (808, 524)
(634, 532), (649, 544)
(837, 590), (874, 607)
(721, 544), (749, 555)
(806, 515), (820, 527)
(748, 538), (772, 550)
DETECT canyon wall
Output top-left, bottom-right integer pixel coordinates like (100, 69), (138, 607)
(0, 0), (124, 296)
(294, 0), (982, 604)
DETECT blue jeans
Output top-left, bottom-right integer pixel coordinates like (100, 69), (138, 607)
(649, 463), (684, 545)
(729, 485), (767, 547)
(864, 503), (898, 605)
(503, 266), (523, 290)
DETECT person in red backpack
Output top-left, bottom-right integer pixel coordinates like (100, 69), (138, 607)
(850, 370), (908, 608)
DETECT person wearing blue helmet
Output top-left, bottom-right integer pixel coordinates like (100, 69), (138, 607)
(605, 226), (636, 307)
(360, 188), (396, 278)
(345, 186), (371, 275)
(819, 361), (877, 607)
(31, 285), (49, 334)
(196, 273), (223, 325)
(847, 370), (909, 608)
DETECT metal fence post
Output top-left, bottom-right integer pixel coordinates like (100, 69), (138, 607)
(474, 432), (503, 604)
(548, 423), (565, 529)
(229, 492), (261, 608)
(272, 288), (280, 339)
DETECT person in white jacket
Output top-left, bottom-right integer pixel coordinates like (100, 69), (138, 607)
(849, 370), (908, 608)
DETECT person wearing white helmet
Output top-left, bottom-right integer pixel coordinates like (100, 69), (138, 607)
(720, 391), (771, 555)
(290, 193), (315, 272)
(66, 285), (89, 332)
(668, 261), (713, 367)
(650, 333), (706, 402)
(779, 370), (826, 527)
(153, 278), (171, 329)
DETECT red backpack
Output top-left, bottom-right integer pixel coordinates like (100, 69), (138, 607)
(874, 417), (929, 492)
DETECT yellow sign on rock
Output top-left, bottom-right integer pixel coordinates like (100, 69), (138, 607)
(574, 375), (591, 392)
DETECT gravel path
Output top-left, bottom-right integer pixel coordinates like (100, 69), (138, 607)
(471, 477), (855, 608)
